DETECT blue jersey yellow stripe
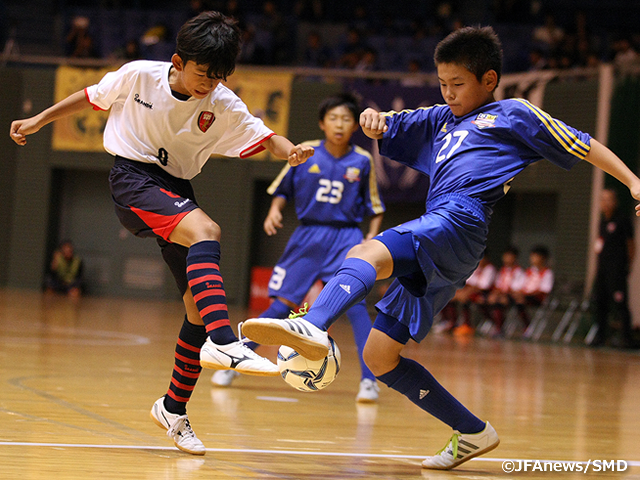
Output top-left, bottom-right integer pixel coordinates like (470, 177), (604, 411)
(514, 99), (590, 159)
(355, 145), (384, 214)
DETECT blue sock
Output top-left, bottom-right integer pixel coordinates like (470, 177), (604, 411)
(377, 357), (485, 434)
(304, 258), (377, 330)
(239, 299), (294, 351)
(345, 300), (376, 381)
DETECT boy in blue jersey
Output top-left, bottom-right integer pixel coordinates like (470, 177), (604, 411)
(242, 26), (640, 470)
(213, 94), (385, 402)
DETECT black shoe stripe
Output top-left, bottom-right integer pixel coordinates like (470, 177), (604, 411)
(457, 446), (471, 454)
(459, 439), (479, 450)
(284, 320), (302, 334)
(294, 320), (312, 336)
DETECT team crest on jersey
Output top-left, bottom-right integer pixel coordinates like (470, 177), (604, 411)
(343, 167), (361, 183)
(308, 163), (321, 174)
(471, 113), (497, 129)
(198, 111), (215, 132)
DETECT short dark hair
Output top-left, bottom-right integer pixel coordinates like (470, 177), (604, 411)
(531, 245), (550, 259)
(504, 245), (519, 256)
(318, 93), (360, 122)
(176, 11), (241, 80)
(434, 26), (503, 85)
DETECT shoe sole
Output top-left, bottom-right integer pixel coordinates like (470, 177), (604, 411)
(200, 360), (280, 376)
(422, 439), (500, 470)
(149, 410), (206, 456)
(241, 320), (329, 361)
(356, 397), (378, 404)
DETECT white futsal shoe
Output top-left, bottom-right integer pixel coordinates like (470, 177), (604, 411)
(241, 305), (330, 361)
(150, 397), (206, 455)
(422, 421), (500, 470)
(211, 369), (240, 387)
(200, 337), (279, 376)
(356, 378), (380, 403)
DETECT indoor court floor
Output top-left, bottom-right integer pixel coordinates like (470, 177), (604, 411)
(0, 288), (639, 479)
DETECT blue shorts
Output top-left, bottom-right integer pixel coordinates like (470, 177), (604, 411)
(268, 224), (363, 304)
(373, 193), (489, 343)
(109, 157), (199, 296)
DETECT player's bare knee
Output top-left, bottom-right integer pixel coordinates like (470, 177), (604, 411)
(346, 242), (367, 259)
(196, 220), (221, 242)
(363, 342), (397, 377)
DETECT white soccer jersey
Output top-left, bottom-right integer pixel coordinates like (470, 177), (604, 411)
(517, 267), (554, 294)
(84, 60), (274, 179)
(466, 263), (497, 290)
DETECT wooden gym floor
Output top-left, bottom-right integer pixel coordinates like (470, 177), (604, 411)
(0, 288), (638, 479)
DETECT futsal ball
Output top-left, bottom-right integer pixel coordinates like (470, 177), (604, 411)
(277, 337), (341, 392)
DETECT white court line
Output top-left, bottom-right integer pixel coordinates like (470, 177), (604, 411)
(0, 442), (638, 467)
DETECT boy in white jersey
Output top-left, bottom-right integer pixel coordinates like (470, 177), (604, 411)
(10, 11), (313, 455)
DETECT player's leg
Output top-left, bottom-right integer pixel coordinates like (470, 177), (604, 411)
(366, 317), (498, 470)
(168, 209), (278, 376)
(242, 238), (393, 360)
(345, 300), (379, 402)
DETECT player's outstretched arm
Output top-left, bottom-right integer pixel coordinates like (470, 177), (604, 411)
(360, 108), (388, 140)
(264, 135), (314, 166)
(10, 90), (91, 146)
(585, 139), (640, 216)
(263, 196), (287, 236)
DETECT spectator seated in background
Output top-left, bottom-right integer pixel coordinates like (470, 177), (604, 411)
(485, 246), (525, 335)
(509, 245), (554, 327)
(45, 240), (83, 298)
(65, 15), (97, 59)
(437, 252), (496, 336)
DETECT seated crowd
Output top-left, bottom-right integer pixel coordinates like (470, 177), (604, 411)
(436, 245), (554, 337)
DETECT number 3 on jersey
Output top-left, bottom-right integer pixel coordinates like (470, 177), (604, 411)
(435, 130), (469, 164)
(315, 178), (343, 204)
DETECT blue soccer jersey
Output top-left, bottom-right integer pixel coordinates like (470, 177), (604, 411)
(380, 98), (591, 210)
(266, 140), (385, 303)
(373, 98), (592, 341)
(268, 140), (385, 225)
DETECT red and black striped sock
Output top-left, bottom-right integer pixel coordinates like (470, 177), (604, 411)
(186, 240), (237, 345)
(164, 317), (207, 415)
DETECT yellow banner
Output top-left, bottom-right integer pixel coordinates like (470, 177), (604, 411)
(52, 65), (115, 152)
(224, 69), (293, 160)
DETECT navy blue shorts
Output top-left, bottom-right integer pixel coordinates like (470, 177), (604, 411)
(109, 157), (199, 296)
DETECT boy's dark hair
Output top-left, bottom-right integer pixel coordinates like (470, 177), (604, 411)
(318, 93), (360, 122)
(504, 245), (519, 256)
(531, 245), (550, 259)
(176, 11), (241, 80)
(434, 26), (503, 86)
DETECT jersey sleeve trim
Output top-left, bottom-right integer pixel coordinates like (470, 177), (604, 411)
(239, 132), (276, 159)
(84, 87), (107, 111)
(381, 105), (438, 118)
(266, 163), (291, 195)
(514, 99), (590, 159)
(355, 145), (385, 214)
